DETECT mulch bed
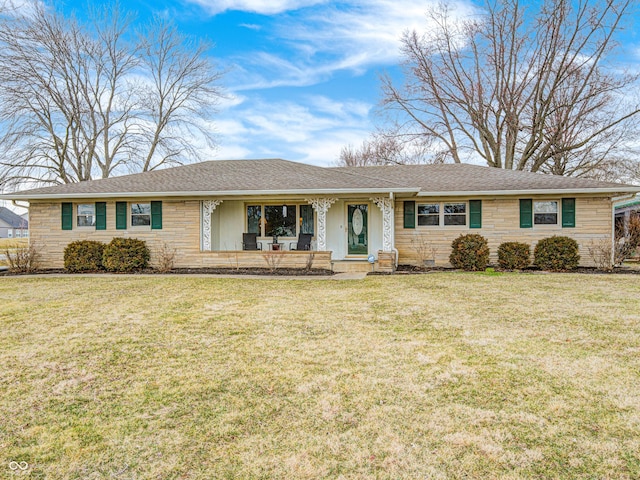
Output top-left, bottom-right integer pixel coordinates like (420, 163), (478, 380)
(2, 265), (639, 276)
(0, 267), (334, 276)
(385, 264), (640, 275)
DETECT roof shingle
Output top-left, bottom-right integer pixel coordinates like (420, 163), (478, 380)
(1, 159), (638, 199)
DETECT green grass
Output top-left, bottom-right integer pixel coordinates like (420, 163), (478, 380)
(1, 273), (639, 478)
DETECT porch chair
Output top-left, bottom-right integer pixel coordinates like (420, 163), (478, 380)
(242, 233), (262, 250)
(290, 233), (313, 251)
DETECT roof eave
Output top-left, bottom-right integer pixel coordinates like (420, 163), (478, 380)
(0, 187), (419, 200)
(416, 187), (640, 197)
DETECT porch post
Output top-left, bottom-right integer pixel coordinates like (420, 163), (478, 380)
(371, 196), (394, 252)
(307, 197), (337, 251)
(202, 199), (223, 251)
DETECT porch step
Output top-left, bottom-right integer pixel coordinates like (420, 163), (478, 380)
(331, 260), (374, 273)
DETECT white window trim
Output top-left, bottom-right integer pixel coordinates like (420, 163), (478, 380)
(533, 200), (560, 227)
(130, 202), (152, 228)
(417, 201), (468, 228)
(77, 203), (96, 228)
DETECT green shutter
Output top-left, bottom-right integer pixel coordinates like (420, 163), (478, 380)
(151, 201), (162, 230)
(95, 202), (106, 230)
(562, 198), (576, 228)
(404, 201), (415, 229)
(519, 199), (533, 228)
(61, 202), (73, 230)
(116, 202), (127, 230)
(469, 200), (482, 228)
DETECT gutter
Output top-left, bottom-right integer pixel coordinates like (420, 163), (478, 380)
(12, 200), (29, 210)
(416, 187), (640, 197)
(0, 187), (420, 201)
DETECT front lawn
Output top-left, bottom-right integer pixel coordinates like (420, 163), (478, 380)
(1, 274), (639, 478)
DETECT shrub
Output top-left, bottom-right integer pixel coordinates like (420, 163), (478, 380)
(3, 243), (39, 273)
(64, 240), (105, 272)
(103, 237), (150, 272)
(449, 233), (490, 271)
(534, 236), (580, 271)
(154, 242), (176, 273)
(497, 242), (530, 270)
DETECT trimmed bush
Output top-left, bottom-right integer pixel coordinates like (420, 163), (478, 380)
(534, 236), (580, 271)
(102, 237), (150, 272)
(64, 240), (105, 272)
(497, 242), (530, 270)
(449, 233), (490, 271)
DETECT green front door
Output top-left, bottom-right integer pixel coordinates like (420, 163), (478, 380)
(347, 204), (368, 255)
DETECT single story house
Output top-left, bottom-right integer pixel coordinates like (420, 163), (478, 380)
(0, 206), (28, 239)
(1, 159), (638, 271)
(615, 196), (640, 231)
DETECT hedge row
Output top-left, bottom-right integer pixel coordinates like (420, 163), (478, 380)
(63, 238), (150, 273)
(449, 234), (580, 271)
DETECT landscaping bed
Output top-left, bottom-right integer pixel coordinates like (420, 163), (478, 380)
(0, 267), (334, 276)
(393, 264), (640, 275)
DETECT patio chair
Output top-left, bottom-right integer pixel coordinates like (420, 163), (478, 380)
(242, 233), (262, 250)
(290, 233), (313, 251)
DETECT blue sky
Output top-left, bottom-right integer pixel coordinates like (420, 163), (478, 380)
(50, 0), (476, 166)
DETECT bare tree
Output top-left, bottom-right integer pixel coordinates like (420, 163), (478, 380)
(136, 19), (221, 173)
(381, 0), (640, 178)
(338, 131), (435, 166)
(0, 1), (223, 190)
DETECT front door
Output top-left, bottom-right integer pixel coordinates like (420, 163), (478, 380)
(347, 204), (368, 255)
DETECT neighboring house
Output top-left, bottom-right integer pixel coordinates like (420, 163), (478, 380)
(0, 206), (28, 239)
(0, 159), (638, 271)
(614, 196), (640, 232)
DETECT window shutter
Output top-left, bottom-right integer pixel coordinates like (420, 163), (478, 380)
(403, 201), (415, 229)
(562, 198), (576, 228)
(61, 203), (72, 230)
(469, 200), (482, 228)
(95, 202), (107, 230)
(151, 201), (162, 230)
(519, 199), (533, 228)
(116, 202), (127, 230)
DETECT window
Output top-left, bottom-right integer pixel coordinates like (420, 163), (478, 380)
(418, 203), (439, 226)
(300, 204), (314, 235)
(246, 204), (313, 237)
(77, 204), (96, 227)
(131, 203), (151, 226)
(416, 202), (468, 226)
(265, 204), (296, 237)
(444, 203), (466, 225)
(247, 205), (261, 235)
(534, 201), (558, 225)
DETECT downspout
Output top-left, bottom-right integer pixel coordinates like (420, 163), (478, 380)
(611, 193), (637, 266)
(390, 192), (399, 268)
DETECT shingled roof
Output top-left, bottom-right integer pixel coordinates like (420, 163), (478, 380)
(0, 159), (637, 200)
(0, 207), (28, 227)
(331, 163), (637, 195)
(1, 159), (412, 199)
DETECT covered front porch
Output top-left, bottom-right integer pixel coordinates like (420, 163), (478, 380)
(198, 195), (397, 272)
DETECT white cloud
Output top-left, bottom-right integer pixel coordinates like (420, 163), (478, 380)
(239, 23), (262, 30)
(212, 94), (373, 165)
(1, 0), (45, 18)
(213, 0), (477, 91)
(186, 0), (327, 15)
